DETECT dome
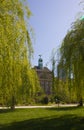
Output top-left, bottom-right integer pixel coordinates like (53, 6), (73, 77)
(38, 57), (43, 62)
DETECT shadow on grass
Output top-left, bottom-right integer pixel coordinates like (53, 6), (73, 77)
(0, 114), (84, 130)
(46, 106), (81, 111)
(0, 109), (14, 114)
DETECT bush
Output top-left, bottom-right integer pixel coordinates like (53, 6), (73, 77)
(41, 96), (49, 104)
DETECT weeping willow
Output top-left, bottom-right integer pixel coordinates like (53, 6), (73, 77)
(0, 0), (39, 109)
(60, 19), (84, 105)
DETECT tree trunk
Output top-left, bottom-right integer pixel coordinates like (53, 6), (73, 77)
(78, 98), (83, 107)
(11, 95), (15, 110)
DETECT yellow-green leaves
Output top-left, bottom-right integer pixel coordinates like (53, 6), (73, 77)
(0, 0), (36, 108)
(60, 19), (84, 105)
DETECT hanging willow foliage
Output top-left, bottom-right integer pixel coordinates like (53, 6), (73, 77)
(60, 19), (84, 105)
(0, 0), (40, 109)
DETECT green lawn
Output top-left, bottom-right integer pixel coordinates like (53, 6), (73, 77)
(0, 106), (84, 130)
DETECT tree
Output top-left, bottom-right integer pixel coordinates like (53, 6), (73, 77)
(60, 18), (84, 106)
(0, 0), (36, 109)
(51, 49), (57, 94)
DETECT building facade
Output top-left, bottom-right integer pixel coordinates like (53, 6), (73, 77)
(34, 56), (52, 95)
(57, 63), (66, 80)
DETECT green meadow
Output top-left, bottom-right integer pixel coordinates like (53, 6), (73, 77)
(0, 106), (84, 130)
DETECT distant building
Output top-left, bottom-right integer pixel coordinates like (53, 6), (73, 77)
(57, 63), (66, 80)
(34, 55), (52, 95)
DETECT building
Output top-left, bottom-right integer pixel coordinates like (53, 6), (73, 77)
(34, 55), (52, 95)
(57, 63), (66, 80)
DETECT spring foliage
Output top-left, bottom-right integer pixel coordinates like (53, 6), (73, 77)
(60, 19), (84, 104)
(0, 0), (40, 108)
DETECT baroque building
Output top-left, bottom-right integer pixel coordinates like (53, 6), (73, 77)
(34, 55), (52, 95)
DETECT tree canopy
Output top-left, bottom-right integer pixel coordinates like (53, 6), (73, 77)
(59, 18), (84, 105)
(0, 0), (40, 109)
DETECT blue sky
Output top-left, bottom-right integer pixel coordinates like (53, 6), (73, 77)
(27, 0), (82, 69)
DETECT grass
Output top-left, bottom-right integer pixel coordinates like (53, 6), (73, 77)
(0, 106), (84, 130)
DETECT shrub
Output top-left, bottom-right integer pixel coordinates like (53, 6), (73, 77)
(41, 96), (49, 104)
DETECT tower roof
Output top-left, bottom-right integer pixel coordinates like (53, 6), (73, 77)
(38, 55), (43, 69)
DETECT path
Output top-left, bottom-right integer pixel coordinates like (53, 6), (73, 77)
(0, 104), (78, 109)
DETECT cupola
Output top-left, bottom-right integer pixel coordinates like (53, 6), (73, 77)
(38, 55), (43, 69)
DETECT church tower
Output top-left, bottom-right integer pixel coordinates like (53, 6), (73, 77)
(38, 55), (43, 69)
